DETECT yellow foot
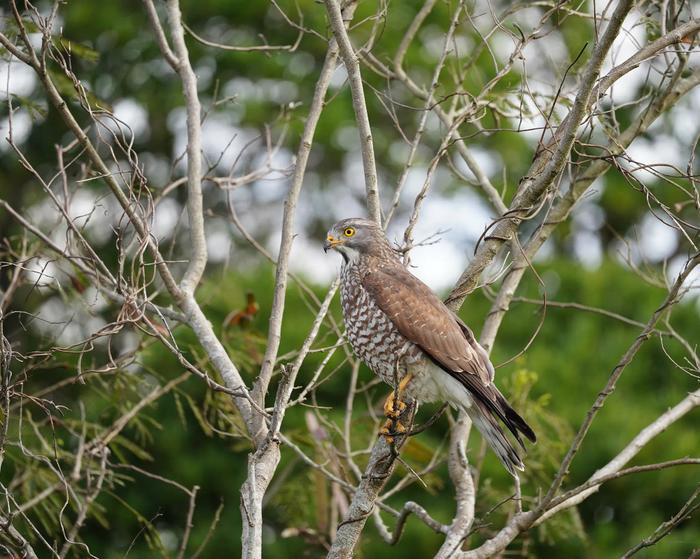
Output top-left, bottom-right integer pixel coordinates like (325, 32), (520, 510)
(380, 419), (406, 443)
(382, 372), (413, 419)
(383, 392), (407, 419)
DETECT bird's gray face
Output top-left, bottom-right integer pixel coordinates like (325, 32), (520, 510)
(323, 218), (382, 263)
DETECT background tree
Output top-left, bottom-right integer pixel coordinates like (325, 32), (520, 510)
(0, 0), (698, 557)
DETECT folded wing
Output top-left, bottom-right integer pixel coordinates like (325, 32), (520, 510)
(361, 265), (535, 448)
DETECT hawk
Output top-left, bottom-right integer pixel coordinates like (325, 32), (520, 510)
(324, 217), (535, 475)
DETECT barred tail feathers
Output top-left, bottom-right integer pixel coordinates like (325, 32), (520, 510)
(494, 389), (536, 445)
(468, 402), (524, 477)
(422, 357), (535, 475)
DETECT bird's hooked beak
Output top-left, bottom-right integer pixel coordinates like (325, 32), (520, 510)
(323, 234), (344, 253)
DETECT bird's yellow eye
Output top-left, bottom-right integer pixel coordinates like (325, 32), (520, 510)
(343, 227), (355, 237)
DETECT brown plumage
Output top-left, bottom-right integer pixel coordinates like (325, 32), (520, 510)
(324, 217), (535, 475)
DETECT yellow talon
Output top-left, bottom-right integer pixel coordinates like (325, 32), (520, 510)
(380, 419), (407, 443)
(380, 372), (413, 441)
(382, 372), (413, 419)
(383, 392), (406, 419)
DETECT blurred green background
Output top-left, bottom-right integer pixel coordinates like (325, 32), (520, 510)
(0, 0), (698, 557)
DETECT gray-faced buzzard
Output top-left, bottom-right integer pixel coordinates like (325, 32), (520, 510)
(324, 217), (535, 475)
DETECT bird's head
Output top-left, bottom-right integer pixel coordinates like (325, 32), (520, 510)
(324, 217), (390, 263)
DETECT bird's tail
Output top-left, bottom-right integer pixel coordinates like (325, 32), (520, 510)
(467, 401), (525, 477)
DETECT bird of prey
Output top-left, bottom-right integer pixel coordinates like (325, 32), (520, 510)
(324, 217), (535, 475)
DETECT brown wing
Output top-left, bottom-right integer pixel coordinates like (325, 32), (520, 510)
(454, 316), (495, 382)
(361, 264), (492, 386)
(362, 264), (536, 445)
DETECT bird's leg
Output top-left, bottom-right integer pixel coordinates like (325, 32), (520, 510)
(380, 372), (413, 442)
(383, 373), (412, 418)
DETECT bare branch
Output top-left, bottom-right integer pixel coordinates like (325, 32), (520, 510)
(621, 484), (700, 558)
(142, 0), (178, 70)
(183, 21), (301, 52)
(434, 413), (476, 559)
(537, 388), (700, 525)
(165, 0), (207, 295)
(323, 0), (381, 224)
(373, 501), (448, 545)
(327, 408), (416, 558)
(0, 514), (40, 559)
(446, 0), (636, 310)
(252, 44), (341, 427)
(541, 253), (700, 505)
(480, 67), (700, 350)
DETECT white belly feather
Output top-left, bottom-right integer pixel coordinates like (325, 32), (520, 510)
(405, 359), (474, 410)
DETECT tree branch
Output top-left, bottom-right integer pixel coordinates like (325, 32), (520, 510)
(479, 66), (700, 351)
(621, 484), (700, 558)
(453, 256), (700, 559)
(434, 413), (476, 559)
(540, 253), (700, 505)
(326, 430), (414, 558)
(142, 0), (178, 70)
(537, 389), (700, 525)
(445, 0), (635, 310)
(323, 0), (381, 224)
(251, 43), (342, 431)
(165, 0), (207, 295)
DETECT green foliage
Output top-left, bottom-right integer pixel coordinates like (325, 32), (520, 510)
(2, 254), (698, 557)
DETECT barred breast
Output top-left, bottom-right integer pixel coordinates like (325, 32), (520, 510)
(339, 261), (421, 384)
